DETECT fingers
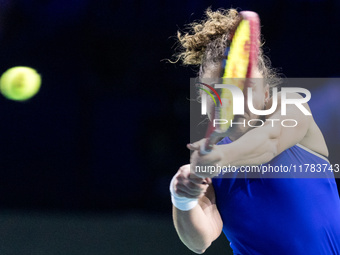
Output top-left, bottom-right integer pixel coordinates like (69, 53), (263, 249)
(187, 143), (199, 150)
(179, 165), (206, 184)
(187, 138), (206, 151)
(188, 172), (205, 184)
(172, 164), (210, 199)
(175, 182), (208, 198)
(190, 150), (221, 167)
(205, 178), (212, 184)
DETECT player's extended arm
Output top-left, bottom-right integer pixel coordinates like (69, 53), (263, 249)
(190, 93), (313, 173)
(171, 165), (223, 254)
(222, 93), (313, 166)
(173, 185), (222, 254)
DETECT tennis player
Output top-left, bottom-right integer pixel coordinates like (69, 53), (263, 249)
(170, 8), (340, 254)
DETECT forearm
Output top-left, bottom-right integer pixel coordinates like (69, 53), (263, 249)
(172, 203), (215, 254)
(215, 93), (313, 167)
(221, 125), (279, 167)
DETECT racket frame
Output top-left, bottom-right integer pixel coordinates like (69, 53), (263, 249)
(200, 11), (260, 155)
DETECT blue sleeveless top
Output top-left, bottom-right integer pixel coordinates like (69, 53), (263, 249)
(212, 137), (340, 255)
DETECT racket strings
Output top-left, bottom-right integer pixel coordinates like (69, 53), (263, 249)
(216, 19), (251, 132)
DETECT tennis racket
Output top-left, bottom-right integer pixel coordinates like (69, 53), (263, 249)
(199, 11), (260, 154)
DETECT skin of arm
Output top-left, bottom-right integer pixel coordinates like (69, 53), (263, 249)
(171, 165), (223, 254)
(172, 93), (318, 252)
(190, 92), (314, 177)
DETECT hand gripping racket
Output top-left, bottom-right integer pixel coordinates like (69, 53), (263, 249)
(199, 11), (260, 154)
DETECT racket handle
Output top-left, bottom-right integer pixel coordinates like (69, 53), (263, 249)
(200, 135), (221, 155)
(200, 140), (213, 155)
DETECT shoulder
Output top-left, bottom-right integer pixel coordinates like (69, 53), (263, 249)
(273, 92), (328, 157)
(263, 90), (315, 154)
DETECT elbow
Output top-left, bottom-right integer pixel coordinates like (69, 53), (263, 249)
(261, 151), (276, 163)
(255, 140), (278, 165)
(271, 138), (279, 158)
(265, 138), (279, 162)
(187, 241), (211, 254)
(265, 144), (278, 162)
(194, 250), (206, 254)
(190, 248), (207, 254)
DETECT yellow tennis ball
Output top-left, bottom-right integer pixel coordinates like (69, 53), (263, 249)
(0, 66), (41, 101)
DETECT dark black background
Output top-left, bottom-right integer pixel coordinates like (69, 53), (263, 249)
(0, 0), (339, 214)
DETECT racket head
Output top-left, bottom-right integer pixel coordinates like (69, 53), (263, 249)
(240, 11), (260, 79)
(216, 11), (260, 133)
(201, 11), (260, 153)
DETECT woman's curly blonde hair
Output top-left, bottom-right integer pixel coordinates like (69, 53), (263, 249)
(173, 8), (280, 88)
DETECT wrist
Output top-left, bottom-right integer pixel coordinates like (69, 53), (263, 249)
(170, 174), (198, 211)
